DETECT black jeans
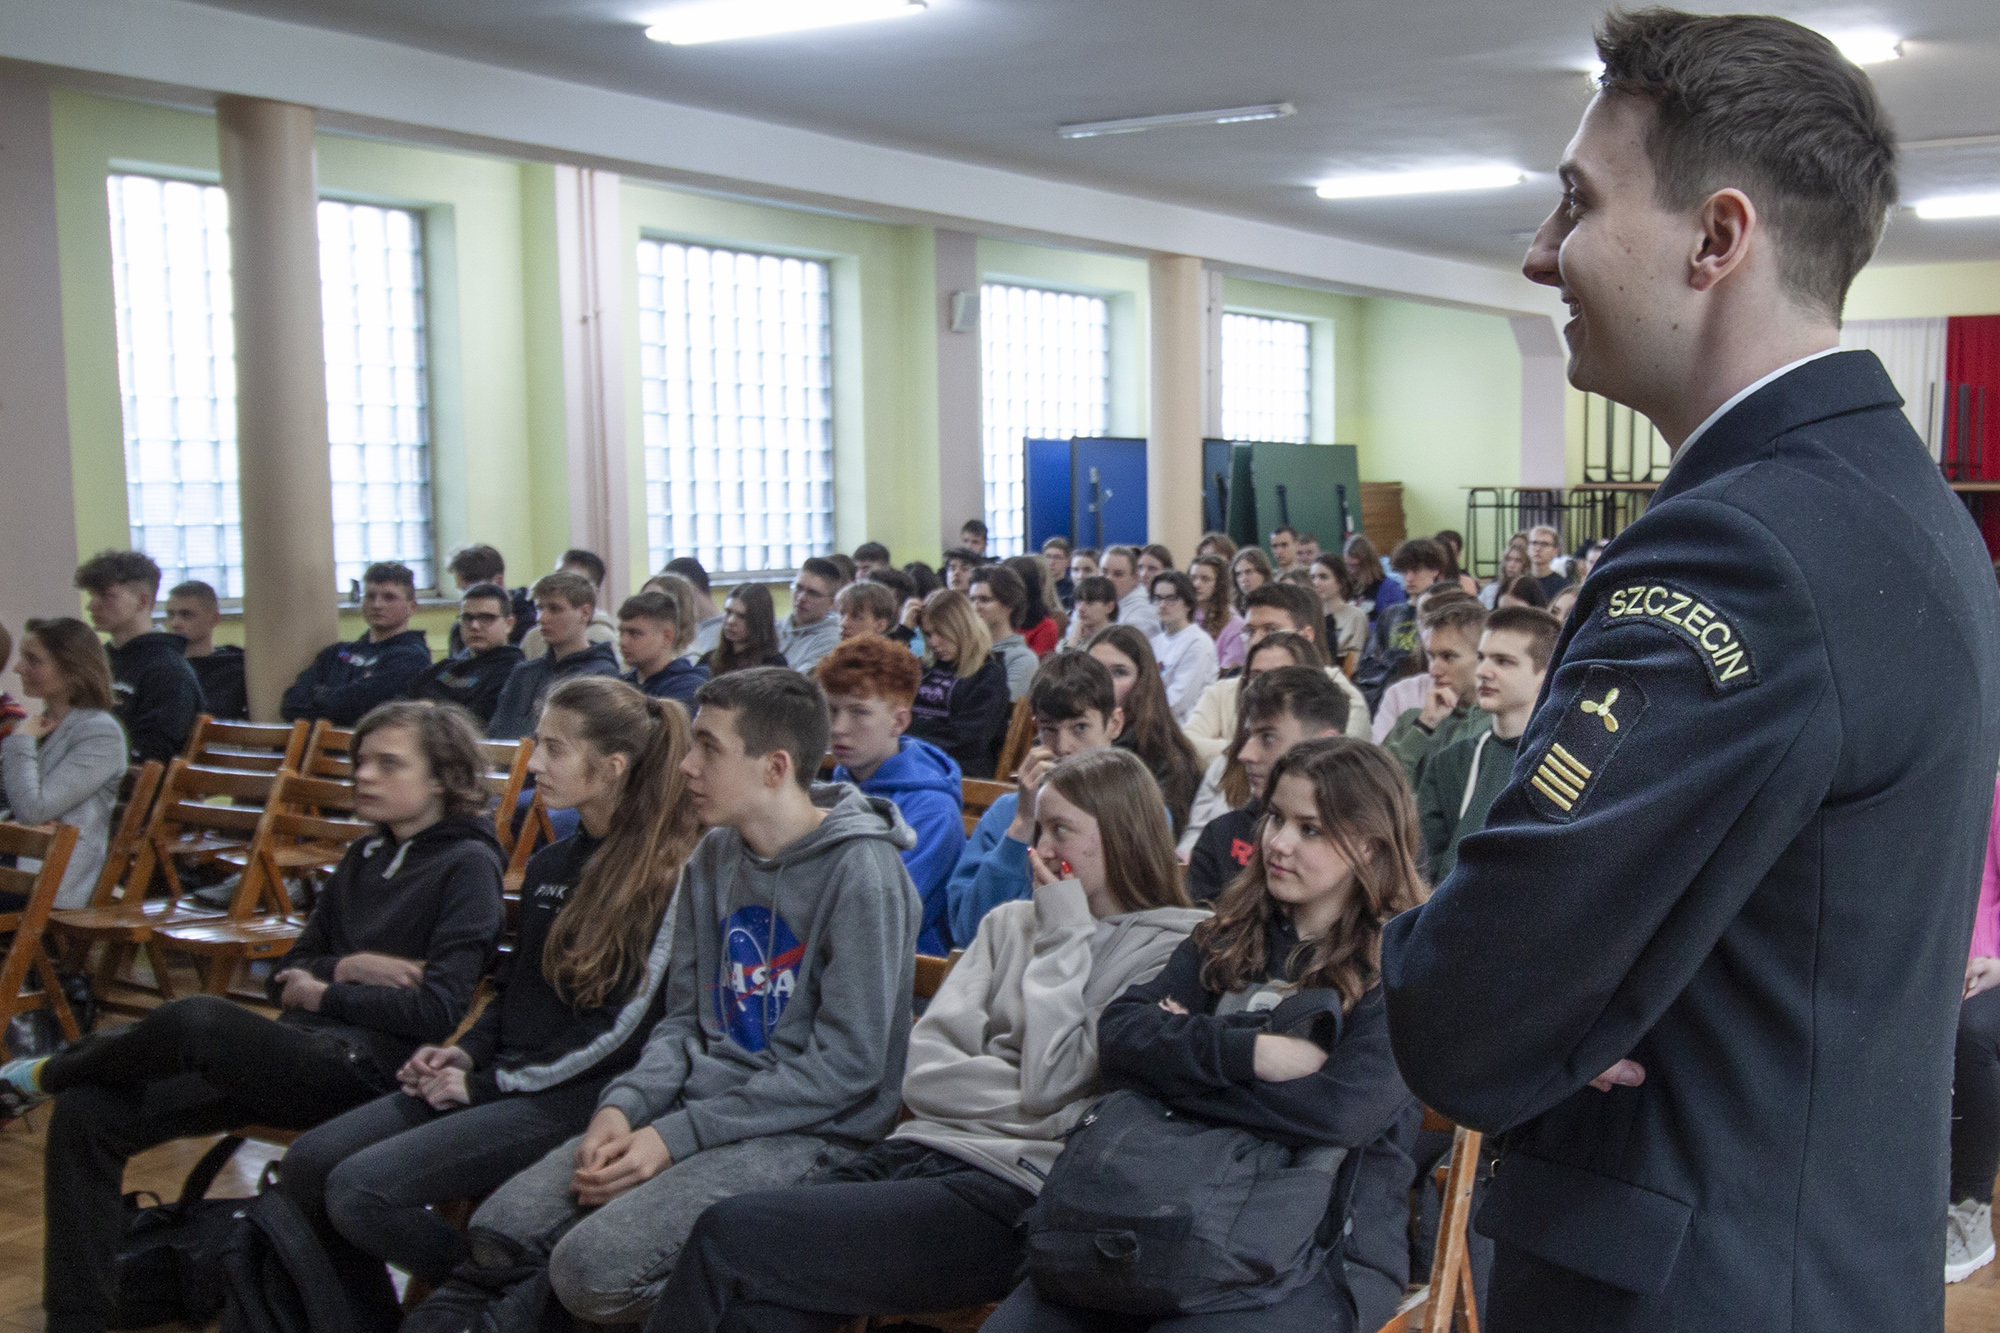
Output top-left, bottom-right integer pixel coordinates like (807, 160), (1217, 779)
(278, 1079), (606, 1330)
(1953, 985), (2000, 1205)
(41, 995), (386, 1333)
(981, 1268), (1357, 1333)
(645, 1140), (1035, 1333)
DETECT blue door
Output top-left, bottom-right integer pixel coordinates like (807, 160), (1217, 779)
(1025, 438), (1074, 550)
(1071, 437), (1148, 549)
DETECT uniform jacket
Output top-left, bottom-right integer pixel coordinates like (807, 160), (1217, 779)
(279, 629), (432, 726)
(1381, 351), (2000, 1332)
(108, 631), (203, 762)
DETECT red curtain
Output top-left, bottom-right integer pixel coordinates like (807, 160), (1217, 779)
(1944, 314), (2000, 555)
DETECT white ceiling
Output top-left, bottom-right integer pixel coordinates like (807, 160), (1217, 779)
(183, 0), (2000, 268)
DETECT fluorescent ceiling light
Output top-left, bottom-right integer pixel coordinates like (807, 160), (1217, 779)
(1913, 193), (2000, 220)
(1316, 165), (1527, 201)
(1821, 29), (1902, 64)
(645, 0), (925, 46)
(1057, 103), (1296, 141)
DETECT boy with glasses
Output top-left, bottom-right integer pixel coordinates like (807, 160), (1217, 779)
(406, 583), (525, 727)
(1527, 525), (1569, 601)
(777, 558), (843, 673)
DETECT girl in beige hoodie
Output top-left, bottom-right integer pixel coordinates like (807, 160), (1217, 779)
(645, 748), (1208, 1333)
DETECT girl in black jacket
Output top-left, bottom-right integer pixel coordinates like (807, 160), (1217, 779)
(906, 588), (1010, 778)
(279, 678), (702, 1327)
(985, 737), (1427, 1333)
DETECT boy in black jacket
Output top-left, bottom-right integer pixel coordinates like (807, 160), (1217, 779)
(408, 582), (526, 727)
(74, 550), (202, 762)
(164, 580), (247, 720)
(281, 562), (434, 726)
(3, 701), (504, 1333)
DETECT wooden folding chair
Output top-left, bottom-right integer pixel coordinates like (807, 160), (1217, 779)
(1375, 1109), (1482, 1333)
(961, 779), (1012, 836)
(993, 697), (1036, 780)
(47, 762), (165, 998)
(504, 787), (557, 896)
(302, 721), (356, 780)
(913, 951), (959, 1003)
(476, 738), (534, 856)
(0, 821), (82, 1042)
(182, 716), (309, 774)
(1342, 650), (1360, 680)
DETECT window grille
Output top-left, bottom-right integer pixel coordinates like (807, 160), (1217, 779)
(1221, 312), (1312, 444)
(980, 283), (1110, 557)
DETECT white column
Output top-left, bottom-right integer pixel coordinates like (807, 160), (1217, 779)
(934, 228), (983, 553)
(1511, 313), (1568, 489)
(1148, 254), (1213, 561)
(0, 75), (82, 700)
(553, 165), (632, 602)
(217, 96), (338, 720)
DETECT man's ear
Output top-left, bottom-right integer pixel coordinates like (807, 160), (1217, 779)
(892, 703), (912, 736)
(1104, 706), (1125, 742)
(763, 748), (792, 791)
(1689, 187), (1756, 293)
(1298, 623), (1317, 645)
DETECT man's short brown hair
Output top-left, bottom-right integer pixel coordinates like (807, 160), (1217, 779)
(167, 580), (219, 612)
(1595, 8), (1897, 320)
(814, 635), (923, 709)
(364, 562), (417, 596)
(1484, 605), (1565, 673)
(533, 570), (598, 611)
(74, 549), (161, 596)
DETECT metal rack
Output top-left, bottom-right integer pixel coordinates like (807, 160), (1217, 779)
(1463, 486), (1657, 578)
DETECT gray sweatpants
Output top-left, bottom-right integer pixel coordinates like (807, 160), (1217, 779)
(469, 1131), (852, 1324)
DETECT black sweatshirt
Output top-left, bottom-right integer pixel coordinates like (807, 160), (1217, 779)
(279, 629), (433, 726)
(188, 646), (248, 721)
(1098, 923), (1420, 1320)
(407, 644), (527, 727)
(454, 831), (668, 1104)
(108, 631), (204, 762)
(907, 657), (1010, 779)
(1187, 800), (1260, 904)
(270, 813), (505, 1084)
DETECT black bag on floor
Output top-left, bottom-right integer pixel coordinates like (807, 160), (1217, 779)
(401, 1228), (567, 1333)
(218, 1182), (364, 1333)
(109, 1134), (247, 1329)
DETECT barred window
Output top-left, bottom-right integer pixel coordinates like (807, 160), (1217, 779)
(637, 240), (834, 576)
(980, 283), (1110, 558)
(1221, 312), (1312, 443)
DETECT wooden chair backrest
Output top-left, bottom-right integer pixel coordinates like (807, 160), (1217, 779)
(0, 821), (84, 1040)
(236, 772), (373, 918)
(86, 761), (166, 909)
(303, 721), (356, 779)
(1373, 1109), (1483, 1333)
(993, 696), (1036, 780)
(1342, 650), (1360, 681)
(504, 787), (557, 892)
(960, 778), (1013, 836)
(141, 760), (286, 905)
(913, 952), (956, 1002)
(183, 716), (309, 774)
(476, 738), (534, 854)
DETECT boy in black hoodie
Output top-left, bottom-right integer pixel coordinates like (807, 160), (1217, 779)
(74, 550), (202, 762)
(486, 571), (622, 740)
(281, 562), (435, 727)
(408, 582), (527, 727)
(2, 701), (504, 1333)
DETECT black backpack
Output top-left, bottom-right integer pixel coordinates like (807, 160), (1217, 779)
(1020, 1088), (1354, 1316)
(218, 1181), (365, 1333)
(109, 1134), (247, 1328)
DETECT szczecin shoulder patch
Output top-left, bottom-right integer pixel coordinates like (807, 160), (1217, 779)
(1527, 665), (1648, 823)
(1599, 582), (1757, 693)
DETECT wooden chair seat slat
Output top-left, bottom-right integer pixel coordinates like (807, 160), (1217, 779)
(0, 821), (82, 1042)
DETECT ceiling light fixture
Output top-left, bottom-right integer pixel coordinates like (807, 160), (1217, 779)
(1821, 29), (1902, 65)
(1056, 103), (1296, 141)
(1315, 165), (1527, 201)
(645, 0), (925, 46)
(1913, 193), (2000, 221)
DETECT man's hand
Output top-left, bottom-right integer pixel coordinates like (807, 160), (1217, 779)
(334, 953), (426, 988)
(1158, 997), (1189, 1016)
(1418, 683), (1459, 730)
(1253, 1033), (1329, 1082)
(570, 1125), (671, 1207)
(1006, 746), (1057, 842)
(274, 968), (328, 1012)
(418, 1067), (472, 1111)
(1589, 1059), (1647, 1092)
(1967, 956), (2000, 1000)
(398, 1045), (471, 1093)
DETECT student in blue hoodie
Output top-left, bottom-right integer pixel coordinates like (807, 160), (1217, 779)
(280, 562), (435, 726)
(944, 652), (1123, 949)
(619, 591), (709, 711)
(488, 571), (622, 740)
(814, 635), (965, 954)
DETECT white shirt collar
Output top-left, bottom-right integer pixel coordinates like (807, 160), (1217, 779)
(1674, 346), (1842, 457)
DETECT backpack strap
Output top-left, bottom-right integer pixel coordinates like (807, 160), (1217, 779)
(241, 1188), (365, 1333)
(178, 1135), (247, 1207)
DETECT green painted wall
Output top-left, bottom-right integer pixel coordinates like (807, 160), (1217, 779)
(1847, 260), (2000, 320)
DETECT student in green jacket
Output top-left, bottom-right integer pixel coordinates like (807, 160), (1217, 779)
(1380, 596), (1491, 783)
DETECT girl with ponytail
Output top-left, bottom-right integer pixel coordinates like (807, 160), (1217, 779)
(282, 677), (701, 1327)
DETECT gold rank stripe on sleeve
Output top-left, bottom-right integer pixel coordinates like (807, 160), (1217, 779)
(1523, 664), (1647, 823)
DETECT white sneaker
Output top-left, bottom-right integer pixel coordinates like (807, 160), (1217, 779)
(1946, 1198), (1995, 1283)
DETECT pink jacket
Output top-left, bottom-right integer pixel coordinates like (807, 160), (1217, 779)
(1975, 782), (2000, 962)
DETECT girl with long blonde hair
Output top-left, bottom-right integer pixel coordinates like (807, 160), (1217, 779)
(907, 588), (1011, 777)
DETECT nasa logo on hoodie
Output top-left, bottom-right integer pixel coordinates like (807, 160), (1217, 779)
(717, 904), (803, 1052)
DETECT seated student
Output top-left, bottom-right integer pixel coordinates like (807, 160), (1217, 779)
(278, 678), (703, 1326)
(959, 518), (989, 559)
(163, 580), (246, 720)
(1069, 547), (1101, 582)
(665, 557), (727, 658)
(280, 561), (433, 727)
(969, 564), (1038, 700)
(1415, 606), (1558, 881)
(815, 637), (967, 954)
(1311, 554), (1370, 659)
(851, 541), (892, 580)
(835, 580), (897, 643)
(640, 573), (705, 659)
(488, 572), (622, 740)
(445, 543), (536, 653)
(1101, 546), (1161, 638)
(72, 549), (201, 762)
(0, 619), (128, 910)
(1951, 787), (2000, 1284)
(1182, 582), (1370, 762)
(1180, 631), (1325, 856)
(1352, 538), (1448, 712)
(1005, 555), (1066, 658)
(1295, 532), (1322, 568)
(620, 591), (709, 709)
(1136, 544), (1173, 587)
(1061, 575), (1118, 648)
(777, 558), (844, 673)
(0, 624), (26, 740)
(1189, 554), (1247, 673)
(406, 582), (525, 727)
(940, 546), (981, 594)
(434, 668), (921, 1326)
(705, 585), (790, 679)
(1147, 570), (1219, 724)
(521, 549), (620, 661)
(1041, 536), (1074, 609)
(1185, 665), (1350, 904)
(946, 653), (1123, 949)
(1368, 585), (1481, 743)
(649, 747), (1206, 1333)
(984, 737), (1425, 1333)
(907, 589), (1010, 780)
(1380, 596), (1491, 784)
(2, 701), (503, 1333)
(1087, 625), (1202, 837)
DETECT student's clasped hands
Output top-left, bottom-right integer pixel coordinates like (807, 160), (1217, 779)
(398, 1044), (474, 1110)
(570, 1105), (672, 1206)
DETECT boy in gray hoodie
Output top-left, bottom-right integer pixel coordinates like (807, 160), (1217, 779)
(463, 669), (923, 1324)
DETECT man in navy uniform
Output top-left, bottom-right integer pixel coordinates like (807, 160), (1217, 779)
(1382, 11), (2000, 1332)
